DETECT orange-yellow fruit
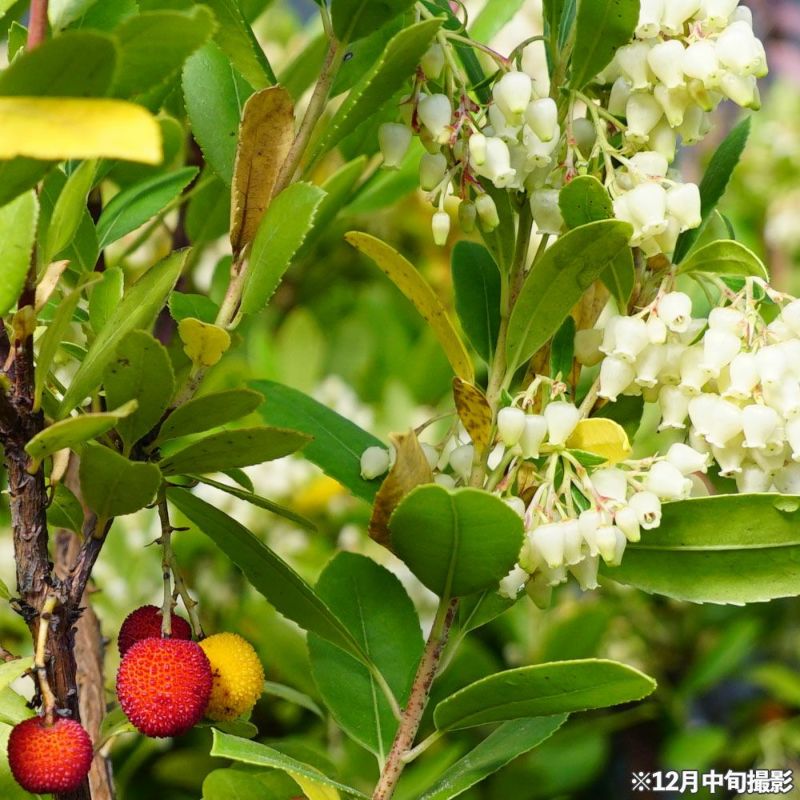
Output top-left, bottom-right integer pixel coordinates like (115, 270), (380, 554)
(116, 638), (212, 737)
(118, 604), (192, 655)
(7, 716), (93, 793)
(199, 633), (265, 721)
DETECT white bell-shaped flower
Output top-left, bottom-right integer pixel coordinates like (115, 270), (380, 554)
(575, 328), (604, 366)
(659, 385), (691, 429)
(544, 401), (581, 446)
(628, 182), (669, 237)
(475, 193), (500, 230)
(476, 137), (516, 188)
(702, 328), (741, 373)
(616, 41), (654, 90)
(379, 123), (412, 168)
(645, 460), (693, 499)
(630, 151), (669, 179)
(420, 443), (439, 470)
(626, 92), (664, 142)
(773, 381), (800, 420)
(720, 72), (760, 109)
(615, 505), (641, 542)
(610, 316), (650, 362)
(493, 71), (533, 120)
(724, 351), (759, 399)
(716, 21), (767, 77)
(497, 407), (527, 448)
(666, 183), (702, 231)
(609, 77), (633, 116)
(449, 443), (474, 481)
(628, 490), (662, 529)
(578, 510), (602, 556)
(646, 314), (668, 344)
(419, 152), (448, 191)
(667, 442), (710, 475)
(711, 439), (746, 475)
(570, 555), (600, 591)
(701, 0), (739, 30)
(635, 343), (667, 388)
(683, 40), (724, 86)
(680, 346), (714, 394)
(648, 40), (686, 89)
(742, 404), (780, 449)
(654, 84), (691, 127)
(774, 463), (800, 494)
(432, 211), (450, 246)
(592, 467), (629, 502)
(780, 299), (800, 336)
(649, 119), (678, 162)
(434, 473), (456, 489)
(751, 445), (787, 474)
(757, 345), (789, 388)
(360, 446), (391, 479)
(787, 417), (800, 462)
(596, 525), (627, 565)
(658, 291), (693, 333)
(735, 463), (773, 493)
(469, 132), (487, 166)
(531, 523), (566, 569)
(636, 0), (664, 37)
(525, 97), (558, 142)
(679, 104), (712, 144)
(498, 564), (529, 599)
(520, 415), (548, 459)
(420, 43), (445, 79)
(503, 496), (527, 519)
(599, 356), (636, 401)
(709, 305), (745, 334)
(562, 520), (584, 566)
(523, 124), (561, 168)
(531, 189), (564, 235)
(417, 94), (453, 143)
(661, 0), (702, 35)
(704, 397), (744, 447)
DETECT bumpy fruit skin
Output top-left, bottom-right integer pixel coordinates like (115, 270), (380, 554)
(7, 716), (93, 793)
(199, 633), (265, 721)
(118, 604), (192, 655)
(116, 638), (212, 737)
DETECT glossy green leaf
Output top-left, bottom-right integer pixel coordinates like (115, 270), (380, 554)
(203, 769), (286, 800)
(674, 117), (751, 262)
(88, 266), (123, 334)
(43, 158), (96, 264)
(168, 291), (219, 324)
(311, 18), (442, 162)
(434, 659), (657, 730)
(25, 401), (137, 467)
(210, 730), (368, 798)
(159, 426), (309, 476)
(104, 331), (175, 453)
(239, 183), (326, 316)
(559, 176), (633, 308)
(185, 170), (230, 246)
(0, 191), (38, 316)
(201, 0), (276, 88)
(308, 553), (424, 760)
(157, 388), (263, 442)
(47, 483), (84, 534)
(331, 21), (402, 97)
(263, 682), (323, 718)
(457, 590), (515, 635)
(569, 0), (640, 90)
(505, 220), (633, 372)
(58, 250), (185, 416)
(451, 242), (501, 365)
(550, 315), (575, 381)
(79, 443), (161, 518)
(469, 0), (526, 41)
(390, 485), (524, 597)
(419, 715), (568, 800)
(254, 379), (384, 503)
(606, 494), (800, 604)
(167, 488), (369, 663)
(183, 43), (254, 186)
(96, 167), (198, 250)
(113, 7), (217, 97)
(676, 239), (768, 279)
(330, 0), (416, 42)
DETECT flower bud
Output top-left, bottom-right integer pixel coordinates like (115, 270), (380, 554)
(575, 328), (604, 367)
(626, 92), (664, 142)
(379, 123), (412, 169)
(475, 193), (500, 231)
(530, 188), (564, 235)
(520, 415), (548, 459)
(608, 77), (633, 116)
(592, 467), (628, 502)
(615, 505), (641, 542)
(647, 315), (668, 344)
(469, 132), (487, 166)
(420, 43), (445, 79)
(648, 40), (686, 89)
(418, 94), (453, 144)
(599, 356), (636, 401)
(420, 443), (439, 469)
(458, 201), (477, 233)
(544, 401), (581, 446)
(666, 182), (702, 231)
(573, 117), (597, 156)
(658, 291), (693, 333)
(493, 71), (533, 120)
(531, 523), (566, 569)
(658, 385), (691, 429)
(661, 0), (702, 35)
(449, 443), (474, 481)
(629, 491), (662, 529)
(432, 210), (451, 246)
(644, 460), (693, 500)
(648, 119), (677, 162)
(498, 565), (528, 599)
(434, 473), (456, 489)
(636, 0), (664, 38)
(497, 407), (527, 447)
(360, 446), (390, 479)
(596, 525), (626, 565)
(667, 442), (710, 475)
(525, 97), (558, 142)
(503, 496), (527, 518)
(419, 151), (447, 191)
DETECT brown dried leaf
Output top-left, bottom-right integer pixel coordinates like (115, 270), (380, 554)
(453, 378), (492, 449)
(229, 86), (294, 256)
(369, 430), (433, 548)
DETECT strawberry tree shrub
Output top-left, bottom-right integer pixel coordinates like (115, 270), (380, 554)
(0, 1), (794, 799)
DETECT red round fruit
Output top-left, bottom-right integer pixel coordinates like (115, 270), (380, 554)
(116, 638), (212, 737)
(7, 716), (93, 794)
(118, 604), (192, 655)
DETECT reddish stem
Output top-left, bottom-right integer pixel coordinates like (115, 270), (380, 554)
(27, 0), (48, 50)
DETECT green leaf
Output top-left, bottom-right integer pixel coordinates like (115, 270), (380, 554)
(505, 220), (633, 373)
(104, 331), (175, 453)
(58, 250), (186, 416)
(79, 443), (161, 518)
(210, 730), (369, 798)
(331, 21), (402, 97)
(253, 380), (384, 503)
(239, 183), (326, 315)
(606, 494), (800, 604)
(434, 659), (657, 730)
(191, 474), (316, 531)
(311, 18), (442, 162)
(157, 388), (263, 442)
(469, 0), (526, 41)
(88, 266), (123, 334)
(168, 291), (219, 324)
(48, 0), (100, 31)
(569, 0), (640, 90)
(167, 488), (369, 664)
(308, 553), (424, 760)
(203, 768), (287, 800)
(550, 315), (575, 381)
(451, 242), (501, 365)
(47, 483), (84, 534)
(43, 158), (96, 264)
(457, 590), (514, 635)
(201, 0), (276, 88)
(159, 426), (309, 476)
(540, 604), (613, 662)
(96, 167), (198, 250)
(330, 0), (416, 43)
(674, 117), (751, 263)
(390, 485), (524, 598)
(183, 42), (254, 186)
(0, 687), (34, 726)
(263, 681), (323, 718)
(0, 658), (33, 694)
(0, 191), (38, 316)
(25, 401), (138, 468)
(419, 716), (568, 800)
(676, 239), (768, 279)
(113, 7), (217, 97)
(558, 176), (633, 308)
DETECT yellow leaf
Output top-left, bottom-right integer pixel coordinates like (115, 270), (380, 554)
(230, 86), (295, 256)
(289, 773), (340, 800)
(346, 231), (475, 384)
(0, 97), (162, 164)
(453, 377), (492, 449)
(178, 317), (231, 367)
(566, 418), (631, 464)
